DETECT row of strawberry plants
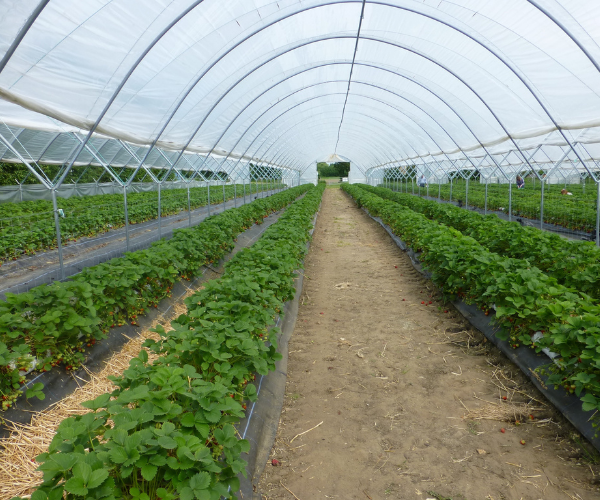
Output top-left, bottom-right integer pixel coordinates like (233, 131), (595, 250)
(0, 182), (282, 218)
(16, 182), (324, 500)
(0, 183), (283, 264)
(361, 185), (600, 300)
(0, 184), (309, 409)
(343, 184), (600, 422)
(390, 181), (596, 232)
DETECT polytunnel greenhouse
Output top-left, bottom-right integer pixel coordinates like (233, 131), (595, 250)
(1, 1), (600, 499)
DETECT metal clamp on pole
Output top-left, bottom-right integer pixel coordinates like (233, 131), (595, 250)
(51, 188), (65, 280)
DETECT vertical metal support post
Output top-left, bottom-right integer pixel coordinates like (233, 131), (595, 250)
(207, 181), (211, 216)
(465, 178), (469, 209)
(540, 179), (545, 230)
(243, 178), (246, 204)
(187, 186), (191, 227)
(596, 181), (600, 247)
(484, 180), (488, 215)
(412, 178), (414, 194)
(508, 181), (512, 222)
(51, 189), (65, 280)
(158, 183), (162, 238)
(123, 186), (130, 251)
(222, 179), (226, 208)
(234, 181), (237, 208)
(449, 177), (453, 202)
(438, 180), (441, 201)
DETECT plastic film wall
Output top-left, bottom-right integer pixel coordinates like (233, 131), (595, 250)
(0, 0), (599, 182)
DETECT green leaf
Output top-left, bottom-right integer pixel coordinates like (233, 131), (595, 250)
(158, 436), (177, 449)
(81, 393), (110, 411)
(31, 490), (48, 500)
(108, 446), (129, 464)
(87, 468), (109, 489)
(49, 453), (78, 471)
(72, 462), (92, 483)
(189, 471), (211, 490)
(180, 413), (195, 427)
(141, 464), (158, 481)
(64, 477), (88, 496)
(179, 487), (194, 500)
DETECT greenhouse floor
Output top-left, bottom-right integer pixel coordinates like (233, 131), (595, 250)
(257, 187), (599, 500)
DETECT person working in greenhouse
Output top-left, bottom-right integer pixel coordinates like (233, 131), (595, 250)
(418, 175), (428, 188)
(561, 188), (573, 195)
(516, 175), (525, 189)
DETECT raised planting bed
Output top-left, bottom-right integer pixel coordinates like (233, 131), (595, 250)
(343, 183), (600, 445)
(361, 184), (600, 300)
(0, 183), (284, 264)
(15, 183), (324, 500)
(0, 185), (310, 408)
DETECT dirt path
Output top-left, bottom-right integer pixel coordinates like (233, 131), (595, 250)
(258, 188), (600, 500)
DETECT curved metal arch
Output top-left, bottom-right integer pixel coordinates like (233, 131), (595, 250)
(194, 78), (457, 177)
(525, 0), (600, 74)
(5, 0), (597, 187)
(258, 106), (419, 165)
(211, 59), (502, 171)
(259, 109), (450, 174)
(247, 116), (405, 182)
(166, 33), (539, 180)
(0, 0), (51, 73)
(197, 62), (474, 168)
(54, 0), (209, 187)
(244, 106), (413, 171)
(59, 0), (568, 186)
(255, 90), (446, 162)
(190, 89), (415, 182)
(257, 120), (387, 176)
(235, 107), (404, 174)
(244, 97), (422, 165)
(144, 0), (591, 172)
(215, 70), (475, 169)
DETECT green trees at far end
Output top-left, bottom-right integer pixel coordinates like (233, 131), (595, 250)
(317, 162), (350, 178)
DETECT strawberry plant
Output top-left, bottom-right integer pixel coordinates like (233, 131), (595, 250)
(18, 183), (324, 500)
(344, 184), (600, 428)
(0, 183), (284, 264)
(0, 184), (310, 405)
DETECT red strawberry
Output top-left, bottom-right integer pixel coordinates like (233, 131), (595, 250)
(502, 396), (507, 400)
(421, 301), (425, 305)
(500, 428), (506, 433)
(520, 440), (526, 445)
(272, 459), (280, 466)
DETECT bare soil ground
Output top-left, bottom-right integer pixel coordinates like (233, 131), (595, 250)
(258, 188), (600, 500)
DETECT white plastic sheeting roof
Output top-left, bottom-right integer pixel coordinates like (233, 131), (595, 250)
(0, 0), (599, 179)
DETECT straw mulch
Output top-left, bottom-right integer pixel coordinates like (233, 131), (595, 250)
(0, 298), (191, 499)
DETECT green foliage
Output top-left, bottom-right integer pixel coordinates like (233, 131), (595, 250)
(0, 185), (309, 404)
(387, 178), (597, 232)
(0, 183), (282, 264)
(317, 162), (350, 178)
(361, 185), (600, 301)
(343, 183), (600, 427)
(18, 183), (324, 500)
